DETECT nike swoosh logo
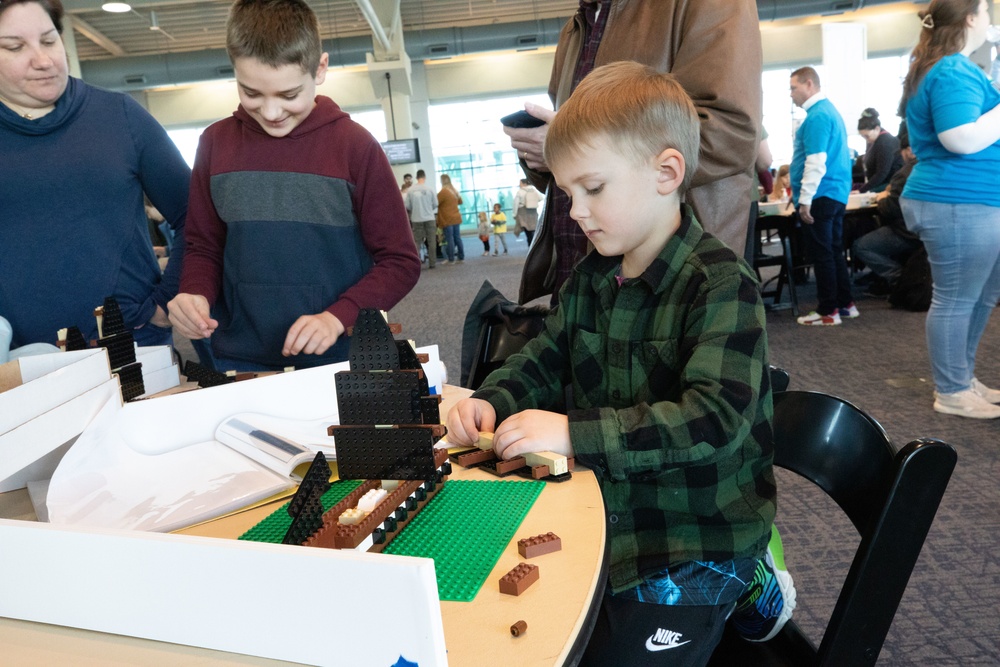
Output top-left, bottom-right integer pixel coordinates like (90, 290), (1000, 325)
(645, 636), (691, 652)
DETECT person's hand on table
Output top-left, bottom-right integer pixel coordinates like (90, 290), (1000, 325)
(283, 311), (344, 357)
(494, 410), (573, 460)
(798, 203), (814, 224)
(503, 103), (555, 173)
(168, 293), (217, 339)
(447, 398), (497, 446)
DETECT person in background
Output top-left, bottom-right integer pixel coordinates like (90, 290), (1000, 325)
(899, 0), (1000, 419)
(477, 212), (492, 256)
(512, 178), (542, 246)
(169, 0), (419, 371)
(770, 164), (791, 202)
(504, 0), (763, 306)
(0, 0), (189, 349)
(437, 173), (465, 265)
(407, 169), (438, 269)
(450, 62), (791, 665)
(401, 173), (413, 190)
(490, 203), (509, 255)
(857, 108), (903, 193)
(852, 121), (922, 297)
(789, 66), (858, 326)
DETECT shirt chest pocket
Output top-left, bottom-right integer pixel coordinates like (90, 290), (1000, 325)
(630, 339), (682, 404)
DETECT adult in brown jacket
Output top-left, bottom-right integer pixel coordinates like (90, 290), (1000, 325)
(506, 0), (763, 304)
(437, 174), (465, 263)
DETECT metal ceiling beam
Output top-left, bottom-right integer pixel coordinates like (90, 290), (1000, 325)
(71, 15), (127, 57)
(354, 0), (393, 53)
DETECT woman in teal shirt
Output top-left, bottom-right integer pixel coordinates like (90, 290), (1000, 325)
(899, 0), (1000, 419)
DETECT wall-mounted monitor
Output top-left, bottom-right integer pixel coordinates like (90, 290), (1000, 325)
(381, 138), (420, 165)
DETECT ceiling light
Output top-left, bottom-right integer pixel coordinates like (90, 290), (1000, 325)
(101, 2), (132, 12)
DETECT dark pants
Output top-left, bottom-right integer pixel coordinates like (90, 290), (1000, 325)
(803, 196), (853, 316)
(524, 228), (535, 246)
(580, 592), (734, 667)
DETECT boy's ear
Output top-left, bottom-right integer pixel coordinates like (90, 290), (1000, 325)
(314, 52), (330, 85)
(654, 148), (685, 196)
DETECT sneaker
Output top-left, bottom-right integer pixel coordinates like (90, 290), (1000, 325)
(972, 378), (1000, 404)
(731, 527), (797, 642)
(439, 260), (450, 266)
(839, 302), (860, 319)
(934, 388), (1000, 418)
(457, 259), (464, 263)
(482, 251), (489, 256)
(503, 250), (508, 255)
(796, 311), (841, 326)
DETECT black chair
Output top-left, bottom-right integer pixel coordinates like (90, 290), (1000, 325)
(708, 391), (957, 666)
(754, 213), (801, 317)
(769, 365), (790, 393)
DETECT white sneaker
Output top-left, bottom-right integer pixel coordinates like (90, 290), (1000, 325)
(971, 378), (1000, 404)
(796, 311), (841, 326)
(439, 260), (450, 266)
(933, 388), (1000, 419)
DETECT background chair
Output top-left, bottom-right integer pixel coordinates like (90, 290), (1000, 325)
(708, 391), (957, 666)
(753, 213), (801, 317)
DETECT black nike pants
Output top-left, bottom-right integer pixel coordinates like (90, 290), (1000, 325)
(579, 592), (733, 666)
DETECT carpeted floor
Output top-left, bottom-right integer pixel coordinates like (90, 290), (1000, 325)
(177, 231), (1000, 664)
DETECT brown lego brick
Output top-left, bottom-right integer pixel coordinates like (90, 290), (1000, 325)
(566, 457), (575, 471)
(530, 465), (549, 479)
(499, 562), (539, 596)
(449, 447), (497, 468)
(510, 620), (527, 637)
(494, 456), (527, 475)
(518, 532), (562, 559)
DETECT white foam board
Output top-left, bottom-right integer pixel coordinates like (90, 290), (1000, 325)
(0, 520), (447, 666)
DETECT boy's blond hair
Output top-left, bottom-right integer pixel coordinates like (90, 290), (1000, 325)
(227, 0), (322, 75)
(544, 61), (700, 194)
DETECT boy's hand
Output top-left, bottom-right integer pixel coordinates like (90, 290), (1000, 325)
(283, 311), (344, 357)
(494, 410), (573, 460)
(168, 293), (217, 339)
(446, 398), (497, 447)
(503, 103), (555, 172)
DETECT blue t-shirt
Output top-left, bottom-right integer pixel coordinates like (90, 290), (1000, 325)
(903, 53), (1000, 206)
(790, 98), (852, 206)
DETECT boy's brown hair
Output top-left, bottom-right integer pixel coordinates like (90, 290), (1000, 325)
(544, 61), (701, 194)
(226, 0), (322, 75)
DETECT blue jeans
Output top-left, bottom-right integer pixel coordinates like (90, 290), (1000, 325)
(802, 197), (853, 315)
(852, 226), (922, 283)
(900, 198), (1000, 394)
(443, 224), (464, 261)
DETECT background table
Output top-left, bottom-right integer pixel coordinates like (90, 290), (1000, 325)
(0, 385), (607, 666)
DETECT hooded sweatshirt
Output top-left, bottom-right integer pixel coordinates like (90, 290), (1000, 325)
(0, 77), (189, 346)
(180, 96), (420, 368)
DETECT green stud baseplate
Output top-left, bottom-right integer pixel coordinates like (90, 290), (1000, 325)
(384, 479), (544, 602)
(238, 479), (364, 543)
(238, 478), (543, 603)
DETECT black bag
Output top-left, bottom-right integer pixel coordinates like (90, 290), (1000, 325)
(889, 246), (932, 312)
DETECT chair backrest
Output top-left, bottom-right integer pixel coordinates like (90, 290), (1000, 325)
(769, 365), (790, 393)
(772, 391), (957, 666)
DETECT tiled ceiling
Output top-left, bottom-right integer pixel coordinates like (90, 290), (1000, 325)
(67, 0), (580, 61)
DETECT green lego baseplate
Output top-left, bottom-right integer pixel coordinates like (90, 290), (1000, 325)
(238, 478), (544, 603)
(384, 479), (544, 602)
(238, 479), (364, 543)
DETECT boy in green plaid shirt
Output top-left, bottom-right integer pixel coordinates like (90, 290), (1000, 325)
(447, 62), (792, 664)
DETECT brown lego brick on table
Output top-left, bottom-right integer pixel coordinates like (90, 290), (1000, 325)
(493, 456), (527, 475)
(530, 465), (550, 480)
(518, 532), (562, 559)
(499, 562), (539, 596)
(449, 447), (498, 468)
(510, 620), (527, 637)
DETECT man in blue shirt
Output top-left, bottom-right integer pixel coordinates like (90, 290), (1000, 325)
(789, 67), (858, 326)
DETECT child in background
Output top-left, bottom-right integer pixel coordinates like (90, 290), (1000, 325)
(169, 0), (419, 371)
(490, 203), (509, 255)
(446, 62), (793, 665)
(770, 164), (791, 202)
(477, 212), (491, 256)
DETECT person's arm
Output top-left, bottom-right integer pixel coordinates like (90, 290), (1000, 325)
(169, 130), (224, 339)
(322, 138), (421, 331)
(569, 270), (768, 479)
(665, 0), (762, 188)
(756, 138), (774, 173)
(126, 97), (191, 324)
(932, 60), (1000, 154)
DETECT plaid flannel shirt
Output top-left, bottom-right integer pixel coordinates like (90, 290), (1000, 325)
(474, 207), (776, 593)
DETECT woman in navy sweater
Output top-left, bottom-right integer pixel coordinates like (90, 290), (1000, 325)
(0, 0), (190, 348)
